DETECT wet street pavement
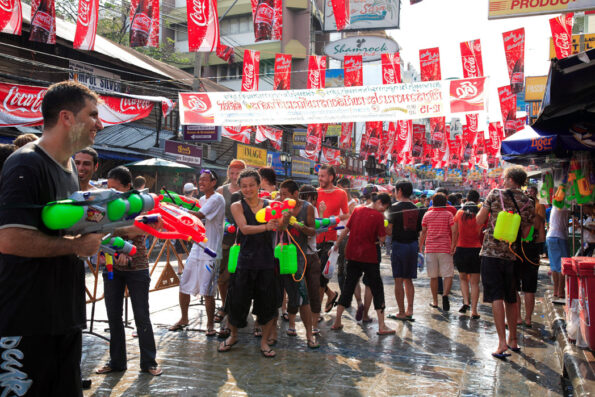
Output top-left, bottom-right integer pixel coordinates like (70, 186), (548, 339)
(82, 254), (565, 396)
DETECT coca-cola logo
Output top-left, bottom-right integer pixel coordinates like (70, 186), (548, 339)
(454, 81), (478, 99)
(242, 63), (255, 91)
(78, 0), (92, 27)
(467, 114), (478, 131)
(0, 0), (14, 13)
(383, 67), (395, 84)
(254, 3), (273, 24)
(189, 0), (208, 27)
(463, 57), (477, 76)
(397, 122), (409, 140)
(309, 70), (320, 88)
(187, 95), (210, 112)
(119, 98), (151, 113)
(132, 13), (152, 32)
(33, 10), (53, 31)
(554, 33), (571, 51)
(2, 86), (46, 114)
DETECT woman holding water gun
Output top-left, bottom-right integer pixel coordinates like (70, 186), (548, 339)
(219, 169), (280, 357)
(95, 166), (162, 377)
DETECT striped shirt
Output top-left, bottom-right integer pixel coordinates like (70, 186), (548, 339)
(422, 208), (454, 253)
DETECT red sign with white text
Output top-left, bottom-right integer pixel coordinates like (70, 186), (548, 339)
(497, 85), (519, 138)
(148, 0), (159, 47)
(255, 125), (282, 150)
(30, 0), (56, 44)
(74, 0), (99, 50)
(330, 0), (350, 30)
(242, 50), (260, 92)
(460, 39), (484, 78)
(488, 122), (503, 156)
(381, 53), (402, 84)
(0, 0), (22, 35)
(274, 53), (292, 90)
(411, 124), (425, 163)
(308, 56), (326, 89)
(419, 47), (441, 82)
(339, 122), (353, 149)
(344, 55), (362, 87)
(394, 120), (413, 165)
(502, 27), (525, 93)
(222, 126), (251, 144)
(321, 147), (341, 165)
(216, 44), (235, 64)
(449, 77), (487, 113)
(430, 117), (445, 149)
(187, 0), (219, 52)
(550, 13), (573, 59)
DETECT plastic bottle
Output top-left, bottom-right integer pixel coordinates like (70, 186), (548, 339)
(228, 244), (240, 273)
(493, 211), (521, 243)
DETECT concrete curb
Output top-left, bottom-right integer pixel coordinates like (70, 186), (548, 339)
(544, 290), (595, 396)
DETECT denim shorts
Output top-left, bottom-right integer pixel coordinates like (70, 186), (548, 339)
(546, 237), (568, 273)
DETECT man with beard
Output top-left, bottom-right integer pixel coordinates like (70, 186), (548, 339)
(0, 81), (104, 395)
(74, 147), (99, 191)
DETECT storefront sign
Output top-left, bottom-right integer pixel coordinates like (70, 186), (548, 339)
(69, 61), (121, 93)
(530, 136), (554, 152)
(267, 151), (286, 176)
(488, 0), (594, 19)
(325, 124), (341, 137)
(293, 129), (307, 148)
(324, 36), (399, 62)
(524, 75), (547, 101)
(236, 143), (267, 167)
(292, 157), (313, 177)
(549, 33), (595, 59)
(179, 77), (489, 126)
(164, 140), (202, 167)
(324, 0), (400, 32)
(182, 125), (221, 142)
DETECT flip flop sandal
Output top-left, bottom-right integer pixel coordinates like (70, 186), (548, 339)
(253, 327), (263, 337)
(325, 292), (339, 313)
(330, 324), (343, 331)
(429, 303), (439, 309)
(214, 310), (225, 323)
(168, 323), (188, 332)
(141, 366), (163, 376)
(387, 314), (408, 321)
(312, 328), (320, 335)
(507, 345), (521, 353)
(286, 328), (297, 337)
(471, 314), (481, 319)
(217, 339), (238, 353)
(267, 338), (278, 346)
(261, 348), (276, 358)
(406, 315), (415, 322)
(282, 312), (290, 321)
(377, 329), (396, 335)
(492, 352), (511, 359)
(307, 339), (320, 349)
(96, 365), (124, 374)
(206, 328), (217, 337)
(217, 328), (231, 339)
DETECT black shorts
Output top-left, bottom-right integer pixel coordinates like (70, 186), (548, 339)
(454, 247), (481, 274)
(0, 330), (83, 397)
(317, 242), (334, 289)
(481, 256), (517, 304)
(227, 268), (279, 328)
(515, 242), (541, 293)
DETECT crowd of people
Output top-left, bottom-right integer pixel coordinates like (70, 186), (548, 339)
(0, 81), (593, 395)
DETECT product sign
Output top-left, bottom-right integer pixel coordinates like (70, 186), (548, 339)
(292, 157), (313, 177)
(164, 140), (202, 167)
(488, 0), (594, 19)
(548, 33), (595, 59)
(182, 125), (220, 142)
(69, 61), (121, 93)
(293, 129), (307, 148)
(524, 75), (547, 102)
(237, 143), (267, 167)
(324, 36), (399, 62)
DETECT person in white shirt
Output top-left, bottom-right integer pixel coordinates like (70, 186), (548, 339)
(546, 205), (570, 299)
(169, 169), (225, 335)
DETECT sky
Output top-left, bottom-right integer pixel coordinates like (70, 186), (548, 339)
(385, 0), (558, 123)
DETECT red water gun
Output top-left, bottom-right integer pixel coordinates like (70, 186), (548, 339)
(224, 220), (236, 234)
(255, 199), (296, 223)
(134, 202), (216, 258)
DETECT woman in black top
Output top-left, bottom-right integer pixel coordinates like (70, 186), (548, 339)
(218, 169), (279, 357)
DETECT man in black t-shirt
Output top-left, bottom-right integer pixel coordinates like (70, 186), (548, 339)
(0, 81), (103, 396)
(387, 180), (425, 321)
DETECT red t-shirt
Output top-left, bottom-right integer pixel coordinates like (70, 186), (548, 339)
(454, 210), (483, 248)
(345, 206), (387, 263)
(316, 187), (349, 243)
(422, 208), (454, 253)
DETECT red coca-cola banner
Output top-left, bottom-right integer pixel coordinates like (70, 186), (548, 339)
(321, 147), (341, 165)
(0, 0), (22, 35)
(307, 56), (326, 89)
(487, 122), (503, 157)
(429, 117), (445, 149)
(339, 122), (353, 149)
(344, 55), (362, 87)
(462, 125), (477, 163)
(255, 125), (282, 150)
(432, 137), (447, 169)
(216, 44), (235, 64)
(361, 121), (381, 161)
(422, 141), (433, 164)
(377, 126), (388, 165)
(393, 120), (413, 165)
(274, 53), (291, 90)
(129, 0), (155, 47)
(502, 27), (525, 94)
(497, 85), (520, 138)
(550, 13), (573, 59)
(0, 83), (171, 127)
(187, 0), (219, 52)
(330, 0), (350, 30)
(148, 0), (159, 47)
(222, 126), (251, 144)
(30, 0), (56, 44)
(74, 0), (98, 50)
(419, 47), (441, 82)
(242, 50), (260, 92)
(252, 0), (282, 42)
(301, 123), (326, 161)
(449, 77), (487, 113)
(460, 39), (484, 78)
(381, 53), (401, 84)
(447, 135), (463, 167)
(411, 123), (425, 163)
(465, 113), (478, 134)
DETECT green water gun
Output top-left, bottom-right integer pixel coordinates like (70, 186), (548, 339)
(568, 160), (594, 205)
(160, 189), (201, 211)
(41, 189), (158, 234)
(540, 173), (554, 204)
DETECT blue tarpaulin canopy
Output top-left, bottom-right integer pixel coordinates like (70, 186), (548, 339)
(501, 127), (557, 156)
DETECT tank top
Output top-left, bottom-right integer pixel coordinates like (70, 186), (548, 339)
(237, 198), (275, 270)
(222, 184), (235, 246)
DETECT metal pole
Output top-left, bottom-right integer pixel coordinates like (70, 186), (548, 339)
(192, 52), (204, 92)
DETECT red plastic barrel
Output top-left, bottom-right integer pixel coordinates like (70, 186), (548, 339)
(564, 257), (579, 323)
(577, 257), (595, 351)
